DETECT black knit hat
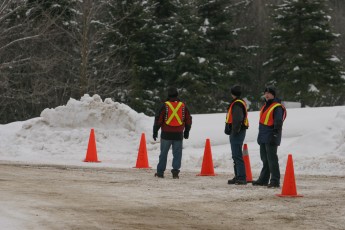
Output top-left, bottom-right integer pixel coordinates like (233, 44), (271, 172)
(168, 87), (178, 97)
(264, 85), (276, 97)
(231, 85), (242, 97)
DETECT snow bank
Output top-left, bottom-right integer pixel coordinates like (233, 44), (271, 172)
(0, 95), (152, 166)
(40, 94), (149, 132)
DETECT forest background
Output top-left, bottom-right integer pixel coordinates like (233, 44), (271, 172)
(1, 0), (344, 124)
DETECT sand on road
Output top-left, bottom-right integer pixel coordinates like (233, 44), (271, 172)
(1, 163), (345, 230)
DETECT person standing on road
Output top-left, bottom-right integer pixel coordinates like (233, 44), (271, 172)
(253, 86), (286, 188)
(153, 87), (192, 179)
(225, 85), (249, 185)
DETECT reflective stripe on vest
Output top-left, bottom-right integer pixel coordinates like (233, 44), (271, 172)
(165, 101), (184, 126)
(259, 103), (286, 126)
(225, 99), (249, 127)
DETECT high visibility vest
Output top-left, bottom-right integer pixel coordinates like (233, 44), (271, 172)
(165, 101), (185, 126)
(225, 99), (249, 128)
(259, 102), (287, 126)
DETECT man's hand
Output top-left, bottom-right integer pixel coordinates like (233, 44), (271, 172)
(269, 130), (278, 145)
(184, 131), (189, 139)
(153, 132), (158, 141)
(224, 124), (230, 135)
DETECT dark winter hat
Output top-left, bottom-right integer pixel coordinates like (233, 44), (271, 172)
(264, 85), (276, 97)
(168, 87), (178, 97)
(231, 85), (242, 97)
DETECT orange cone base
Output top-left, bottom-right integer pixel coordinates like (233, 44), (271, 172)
(196, 173), (217, 176)
(276, 194), (303, 198)
(133, 166), (151, 169)
(84, 159), (101, 163)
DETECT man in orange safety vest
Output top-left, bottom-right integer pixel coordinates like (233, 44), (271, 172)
(153, 87), (192, 179)
(253, 86), (286, 188)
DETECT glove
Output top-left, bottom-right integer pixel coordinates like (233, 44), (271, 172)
(184, 131), (189, 139)
(153, 132), (158, 141)
(224, 124), (230, 135)
(269, 130), (278, 145)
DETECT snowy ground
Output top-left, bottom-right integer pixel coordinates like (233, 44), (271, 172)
(1, 94), (345, 229)
(1, 164), (345, 230)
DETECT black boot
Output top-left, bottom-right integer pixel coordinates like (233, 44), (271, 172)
(235, 179), (247, 185)
(172, 173), (179, 179)
(171, 169), (180, 179)
(252, 180), (268, 186)
(227, 177), (237, 184)
(267, 182), (280, 188)
(154, 173), (164, 178)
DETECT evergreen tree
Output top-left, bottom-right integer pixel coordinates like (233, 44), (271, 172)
(266, 0), (344, 106)
(156, 0), (208, 113)
(104, 0), (162, 114)
(104, 0), (251, 115)
(105, 0), (195, 115)
(193, 0), (246, 112)
(154, 0), (247, 113)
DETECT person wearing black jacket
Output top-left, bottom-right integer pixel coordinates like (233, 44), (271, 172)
(225, 85), (249, 185)
(153, 87), (192, 179)
(253, 86), (286, 188)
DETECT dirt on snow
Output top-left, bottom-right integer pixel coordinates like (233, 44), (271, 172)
(1, 163), (345, 230)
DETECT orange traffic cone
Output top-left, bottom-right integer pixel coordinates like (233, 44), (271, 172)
(197, 139), (216, 176)
(276, 154), (303, 197)
(134, 133), (151, 168)
(242, 144), (253, 183)
(84, 128), (100, 162)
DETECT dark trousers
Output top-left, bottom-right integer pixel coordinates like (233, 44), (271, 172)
(230, 142), (246, 180)
(157, 138), (183, 175)
(229, 130), (246, 180)
(258, 144), (280, 185)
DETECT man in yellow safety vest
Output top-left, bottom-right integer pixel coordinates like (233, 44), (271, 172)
(225, 85), (249, 185)
(153, 87), (192, 179)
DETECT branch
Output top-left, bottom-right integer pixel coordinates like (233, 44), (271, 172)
(0, 57), (31, 70)
(0, 34), (43, 52)
(0, 1), (21, 23)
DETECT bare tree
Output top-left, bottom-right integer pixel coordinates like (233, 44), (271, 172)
(0, 0), (78, 123)
(52, 0), (131, 97)
(0, 0), (132, 123)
